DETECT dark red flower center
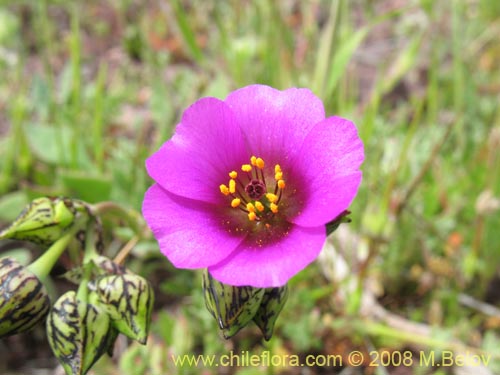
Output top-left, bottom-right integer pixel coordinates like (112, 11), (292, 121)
(219, 156), (286, 223)
(245, 180), (266, 200)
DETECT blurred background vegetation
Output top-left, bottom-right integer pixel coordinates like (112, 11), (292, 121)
(1, 0), (500, 374)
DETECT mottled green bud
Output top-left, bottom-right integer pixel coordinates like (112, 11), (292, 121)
(0, 197), (78, 246)
(253, 285), (289, 341)
(94, 274), (154, 344)
(103, 326), (119, 357)
(46, 291), (114, 375)
(0, 257), (50, 337)
(202, 270), (265, 339)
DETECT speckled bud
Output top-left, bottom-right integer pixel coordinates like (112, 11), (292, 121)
(202, 270), (265, 339)
(94, 274), (154, 344)
(253, 285), (288, 340)
(0, 257), (50, 337)
(0, 197), (76, 246)
(46, 291), (114, 375)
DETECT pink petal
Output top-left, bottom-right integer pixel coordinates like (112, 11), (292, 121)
(224, 85), (325, 165)
(208, 225), (326, 287)
(292, 116), (364, 227)
(142, 184), (245, 269)
(146, 98), (249, 204)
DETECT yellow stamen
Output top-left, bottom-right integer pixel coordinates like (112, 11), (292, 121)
(274, 164), (281, 173)
(229, 179), (236, 194)
(242, 164), (252, 172)
(278, 179), (286, 189)
(256, 157), (265, 169)
(275, 171), (283, 180)
(246, 203), (256, 213)
(266, 193), (278, 203)
(255, 201), (265, 212)
(229, 171), (238, 179)
(220, 184), (230, 195)
(270, 203), (279, 213)
(248, 212), (257, 221)
(250, 156), (257, 166)
(231, 198), (241, 208)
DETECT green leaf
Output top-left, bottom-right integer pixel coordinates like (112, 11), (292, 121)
(170, 0), (204, 63)
(325, 27), (369, 96)
(60, 171), (112, 203)
(0, 191), (29, 222)
(24, 123), (90, 167)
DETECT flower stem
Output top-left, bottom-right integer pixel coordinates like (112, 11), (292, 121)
(92, 201), (143, 236)
(83, 219), (99, 263)
(77, 220), (102, 302)
(27, 231), (75, 282)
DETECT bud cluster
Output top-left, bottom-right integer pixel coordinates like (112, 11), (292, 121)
(0, 197), (153, 375)
(47, 257), (154, 375)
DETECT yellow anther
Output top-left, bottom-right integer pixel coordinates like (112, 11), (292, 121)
(266, 193), (278, 203)
(278, 179), (286, 189)
(220, 184), (230, 196)
(274, 164), (282, 173)
(255, 201), (265, 212)
(250, 156), (257, 166)
(246, 203), (256, 213)
(256, 157), (265, 169)
(270, 203), (279, 213)
(231, 198), (241, 208)
(242, 164), (252, 172)
(229, 179), (236, 194)
(275, 171), (283, 180)
(229, 171), (238, 179)
(248, 212), (257, 221)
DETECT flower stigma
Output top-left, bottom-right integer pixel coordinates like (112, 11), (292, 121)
(219, 156), (286, 224)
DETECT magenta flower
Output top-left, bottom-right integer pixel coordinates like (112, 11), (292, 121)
(142, 85), (364, 287)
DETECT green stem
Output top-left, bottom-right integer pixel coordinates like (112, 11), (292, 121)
(27, 231), (75, 282)
(83, 219), (99, 263)
(76, 263), (92, 303)
(77, 220), (102, 302)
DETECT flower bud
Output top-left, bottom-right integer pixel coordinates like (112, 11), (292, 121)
(0, 257), (50, 338)
(94, 274), (154, 344)
(202, 270), (265, 339)
(46, 291), (114, 375)
(253, 285), (289, 340)
(0, 197), (77, 246)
